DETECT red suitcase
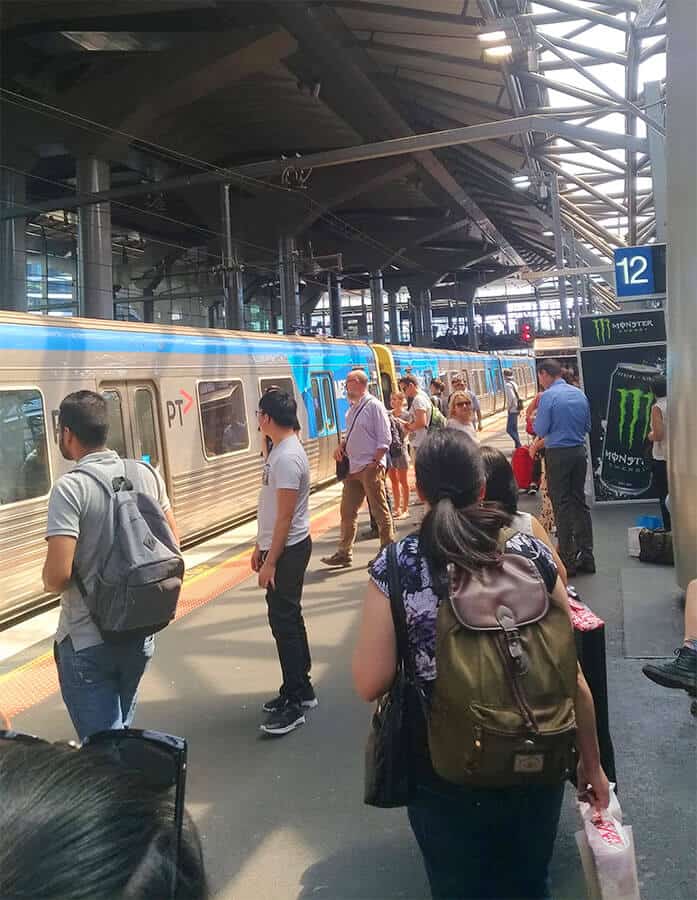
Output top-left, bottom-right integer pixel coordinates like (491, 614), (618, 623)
(511, 446), (533, 490)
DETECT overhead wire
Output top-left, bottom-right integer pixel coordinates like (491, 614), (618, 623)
(0, 88), (431, 272)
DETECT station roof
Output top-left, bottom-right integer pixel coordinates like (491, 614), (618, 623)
(1, 1), (665, 303)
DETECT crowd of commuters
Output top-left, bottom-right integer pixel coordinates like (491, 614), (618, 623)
(2, 358), (686, 900)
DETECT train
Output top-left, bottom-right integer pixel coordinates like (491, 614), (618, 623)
(0, 311), (536, 623)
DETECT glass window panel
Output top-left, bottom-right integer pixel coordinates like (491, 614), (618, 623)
(311, 378), (324, 433)
(102, 390), (127, 459)
(260, 377), (294, 398)
(198, 380), (249, 457)
(134, 389), (159, 467)
(320, 377), (336, 431)
(0, 389), (50, 505)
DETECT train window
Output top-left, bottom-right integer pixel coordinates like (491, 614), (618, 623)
(310, 377), (325, 433)
(198, 380), (249, 457)
(102, 390), (127, 459)
(0, 389), (50, 505)
(134, 389), (159, 467)
(380, 372), (392, 407)
(260, 377), (294, 399)
(368, 382), (380, 398)
(320, 377), (336, 431)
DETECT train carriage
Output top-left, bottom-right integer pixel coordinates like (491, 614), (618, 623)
(0, 312), (379, 622)
(0, 311), (536, 624)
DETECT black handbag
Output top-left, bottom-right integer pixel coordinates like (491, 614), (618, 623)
(336, 398), (370, 481)
(639, 528), (674, 566)
(364, 543), (418, 808)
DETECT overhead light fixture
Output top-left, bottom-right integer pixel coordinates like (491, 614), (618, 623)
(512, 174), (530, 184)
(543, 230), (554, 237)
(513, 179), (531, 190)
(478, 30), (507, 43)
(483, 44), (513, 59)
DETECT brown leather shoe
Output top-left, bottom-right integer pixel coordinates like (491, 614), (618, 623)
(320, 552), (352, 568)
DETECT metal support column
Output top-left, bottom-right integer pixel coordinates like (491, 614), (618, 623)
(328, 272), (344, 338)
(0, 169), (27, 311)
(467, 301), (479, 351)
(143, 289), (154, 324)
(77, 157), (113, 319)
(387, 290), (399, 344)
(534, 286), (542, 331)
(568, 230), (582, 322)
(645, 80), (667, 242)
(410, 291), (422, 345)
(420, 290), (433, 346)
(666, 0), (697, 587)
(550, 173), (570, 336)
(370, 270), (385, 343)
(457, 279), (478, 351)
(278, 235), (300, 334)
(220, 184), (244, 330)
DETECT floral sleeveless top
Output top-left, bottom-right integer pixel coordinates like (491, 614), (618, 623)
(369, 532), (558, 691)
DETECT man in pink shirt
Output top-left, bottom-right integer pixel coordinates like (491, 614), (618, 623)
(321, 369), (394, 567)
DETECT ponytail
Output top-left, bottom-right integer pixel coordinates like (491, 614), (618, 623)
(419, 498), (510, 573)
(414, 428), (511, 573)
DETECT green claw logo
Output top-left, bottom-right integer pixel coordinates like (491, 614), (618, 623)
(617, 388), (654, 447)
(593, 318), (612, 344)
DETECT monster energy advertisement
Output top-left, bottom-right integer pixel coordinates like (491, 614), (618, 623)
(580, 309), (666, 348)
(579, 344), (667, 503)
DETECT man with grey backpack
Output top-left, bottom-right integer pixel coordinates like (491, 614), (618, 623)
(43, 391), (183, 740)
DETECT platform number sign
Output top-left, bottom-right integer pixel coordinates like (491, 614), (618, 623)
(613, 244), (666, 300)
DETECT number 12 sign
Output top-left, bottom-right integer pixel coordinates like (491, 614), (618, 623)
(613, 244), (666, 299)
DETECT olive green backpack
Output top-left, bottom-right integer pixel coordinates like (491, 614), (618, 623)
(428, 545), (578, 787)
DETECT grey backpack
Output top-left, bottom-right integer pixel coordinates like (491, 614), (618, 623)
(73, 460), (184, 640)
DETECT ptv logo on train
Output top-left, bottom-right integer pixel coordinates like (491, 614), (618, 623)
(166, 389), (194, 427)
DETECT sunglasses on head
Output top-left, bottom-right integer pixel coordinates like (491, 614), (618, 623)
(0, 727), (187, 898)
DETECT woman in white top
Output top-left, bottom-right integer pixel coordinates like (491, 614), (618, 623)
(648, 374), (670, 531)
(480, 445), (568, 586)
(447, 390), (478, 441)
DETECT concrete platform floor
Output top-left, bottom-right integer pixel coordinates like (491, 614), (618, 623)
(8, 416), (697, 900)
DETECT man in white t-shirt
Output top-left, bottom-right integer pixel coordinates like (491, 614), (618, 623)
(252, 389), (314, 736)
(503, 368), (522, 449)
(402, 374), (432, 457)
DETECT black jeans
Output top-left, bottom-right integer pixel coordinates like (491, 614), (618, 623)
(652, 459), (671, 531)
(265, 536), (313, 705)
(408, 782), (564, 899)
(545, 445), (594, 567)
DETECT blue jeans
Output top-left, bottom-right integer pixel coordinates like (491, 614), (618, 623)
(408, 782), (564, 899)
(507, 411), (522, 448)
(55, 634), (154, 740)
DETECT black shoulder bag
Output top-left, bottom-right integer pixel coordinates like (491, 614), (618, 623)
(336, 398), (369, 481)
(364, 543), (419, 808)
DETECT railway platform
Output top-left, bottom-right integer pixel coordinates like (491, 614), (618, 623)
(1, 415), (694, 900)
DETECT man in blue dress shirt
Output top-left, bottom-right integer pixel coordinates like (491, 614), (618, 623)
(534, 358), (595, 576)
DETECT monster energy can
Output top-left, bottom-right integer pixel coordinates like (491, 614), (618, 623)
(600, 363), (661, 496)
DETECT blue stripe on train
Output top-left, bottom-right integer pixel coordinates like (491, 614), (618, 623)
(0, 322), (361, 364)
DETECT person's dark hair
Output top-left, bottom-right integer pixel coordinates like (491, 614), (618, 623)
(652, 374), (667, 398)
(58, 390), (109, 449)
(537, 358), (562, 380)
(259, 390), (297, 428)
(0, 742), (207, 899)
(402, 374), (419, 388)
(431, 379), (445, 394)
(416, 430), (510, 573)
(480, 445), (519, 516)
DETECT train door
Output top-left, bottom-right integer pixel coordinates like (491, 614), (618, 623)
(100, 381), (166, 479)
(310, 372), (339, 481)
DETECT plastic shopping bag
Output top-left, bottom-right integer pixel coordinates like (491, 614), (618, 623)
(575, 785), (641, 900)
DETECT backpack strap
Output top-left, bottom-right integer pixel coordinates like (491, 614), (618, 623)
(386, 543), (417, 684)
(67, 461), (129, 599)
